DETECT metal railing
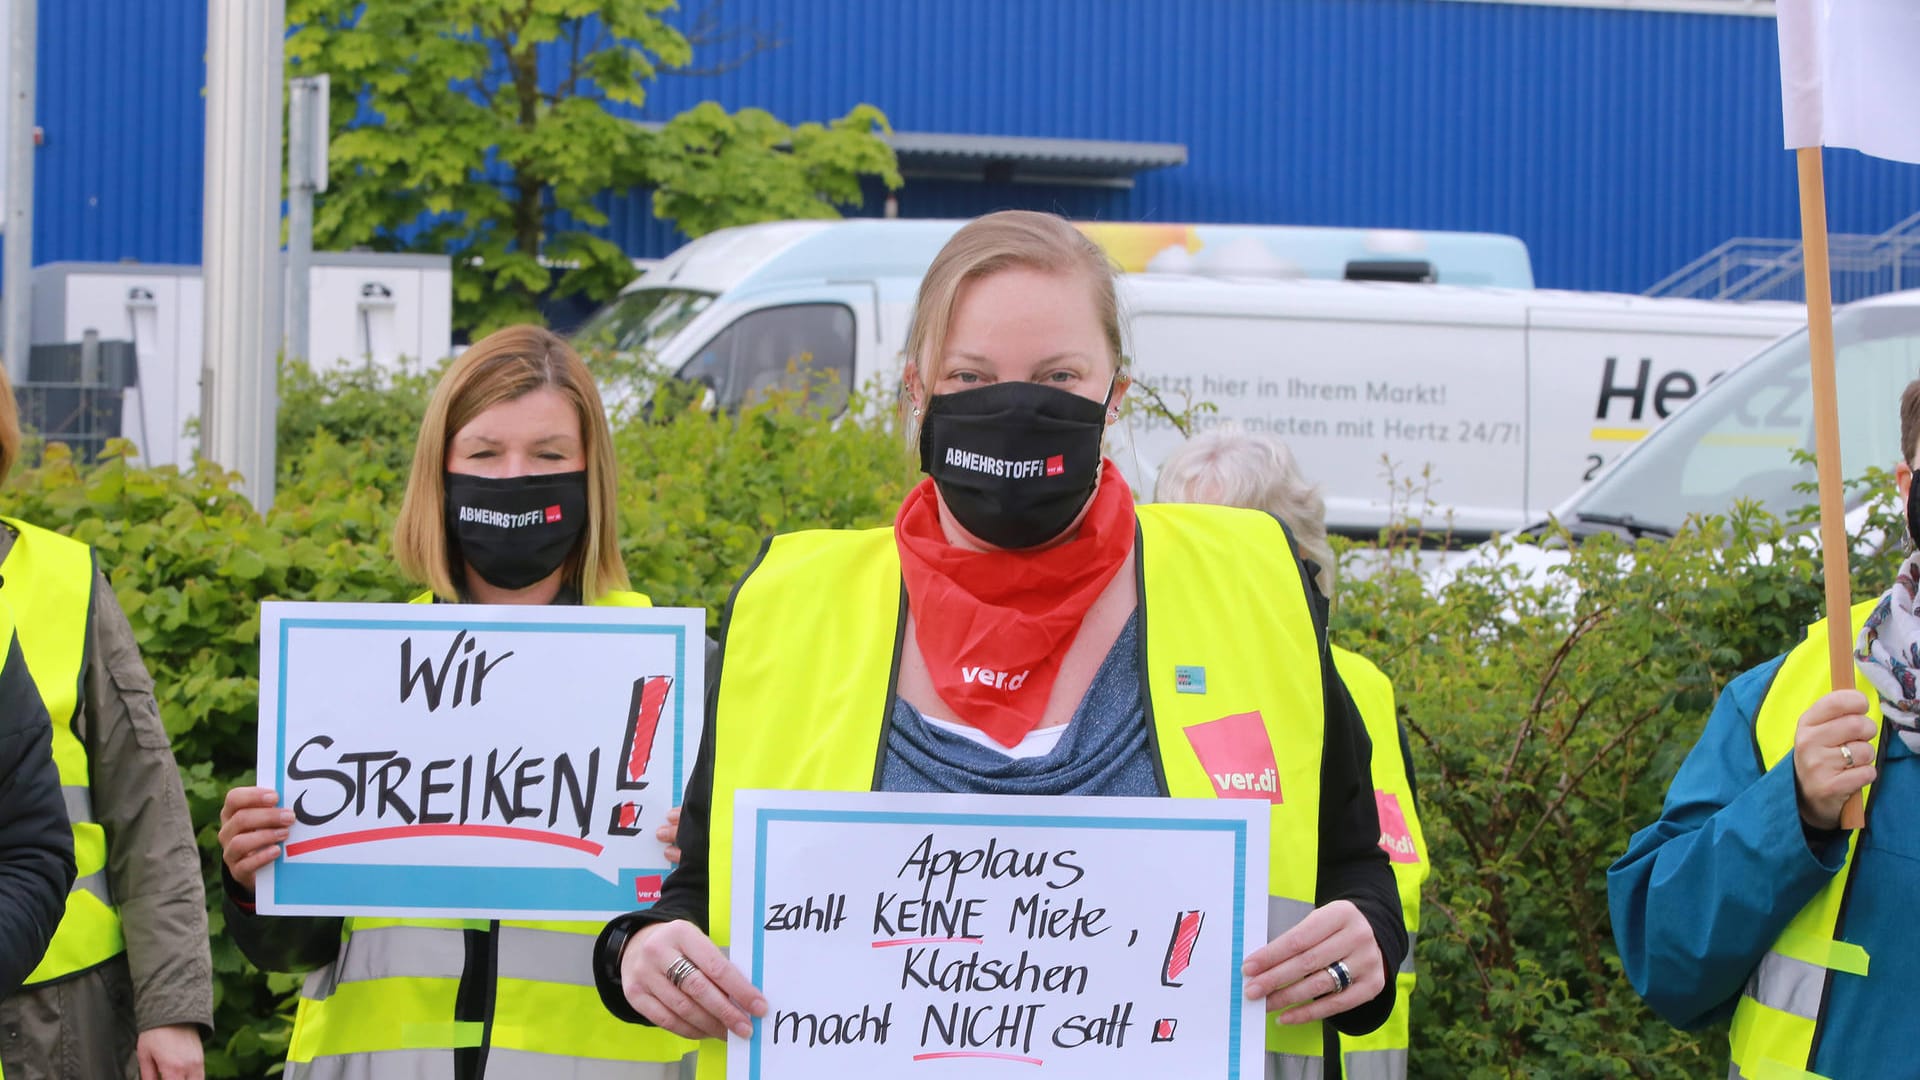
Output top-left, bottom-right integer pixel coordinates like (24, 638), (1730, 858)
(13, 382), (128, 464)
(1645, 211), (1920, 304)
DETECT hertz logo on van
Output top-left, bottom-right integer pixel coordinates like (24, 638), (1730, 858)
(944, 447), (1051, 480)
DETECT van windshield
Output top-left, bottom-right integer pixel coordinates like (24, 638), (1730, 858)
(573, 287), (716, 359)
(1571, 304), (1920, 533)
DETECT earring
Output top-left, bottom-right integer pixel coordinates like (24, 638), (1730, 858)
(1106, 408), (1119, 421)
(911, 405), (922, 417)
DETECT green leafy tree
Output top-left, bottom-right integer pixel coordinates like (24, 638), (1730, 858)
(648, 101), (901, 239)
(287, 0), (901, 335)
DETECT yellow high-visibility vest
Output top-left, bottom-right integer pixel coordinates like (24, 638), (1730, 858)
(0, 516), (128, 985)
(1727, 599), (1879, 1080)
(1332, 645), (1426, 1080)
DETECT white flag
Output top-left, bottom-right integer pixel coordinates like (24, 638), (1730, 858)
(1778, 0), (1920, 164)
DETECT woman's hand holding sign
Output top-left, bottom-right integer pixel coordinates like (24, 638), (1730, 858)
(658, 806), (682, 866)
(1241, 899), (1385, 1023)
(219, 786), (294, 891)
(621, 919), (767, 1040)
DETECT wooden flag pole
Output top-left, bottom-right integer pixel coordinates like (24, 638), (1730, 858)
(1795, 145), (1866, 831)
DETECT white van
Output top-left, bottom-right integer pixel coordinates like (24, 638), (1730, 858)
(1542, 288), (1920, 540)
(577, 220), (1801, 538)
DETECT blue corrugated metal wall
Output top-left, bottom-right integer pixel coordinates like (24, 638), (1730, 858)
(18, 0), (1920, 295)
(609, 0), (1920, 292)
(30, 0), (207, 270)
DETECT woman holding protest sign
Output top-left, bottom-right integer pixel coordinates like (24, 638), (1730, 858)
(217, 325), (694, 1079)
(595, 211), (1406, 1078)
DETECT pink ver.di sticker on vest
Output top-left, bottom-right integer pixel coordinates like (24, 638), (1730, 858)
(1375, 791), (1420, 864)
(1183, 711), (1283, 803)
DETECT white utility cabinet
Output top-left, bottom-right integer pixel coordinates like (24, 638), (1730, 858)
(29, 253), (453, 468)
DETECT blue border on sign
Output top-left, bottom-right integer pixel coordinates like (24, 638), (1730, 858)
(746, 807), (1252, 1080)
(272, 616), (689, 913)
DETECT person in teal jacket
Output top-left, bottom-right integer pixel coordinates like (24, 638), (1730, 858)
(1608, 381), (1920, 1078)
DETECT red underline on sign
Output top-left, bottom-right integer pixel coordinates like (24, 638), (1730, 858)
(913, 1051), (1044, 1066)
(871, 937), (985, 948)
(285, 824), (605, 858)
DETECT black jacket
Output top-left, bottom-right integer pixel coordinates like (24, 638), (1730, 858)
(0, 630), (78, 995)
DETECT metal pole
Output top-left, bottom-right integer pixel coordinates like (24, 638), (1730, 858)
(3, 0), (36, 383)
(285, 73), (327, 366)
(201, 0), (284, 507)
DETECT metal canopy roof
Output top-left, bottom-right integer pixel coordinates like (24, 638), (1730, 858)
(885, 131), (1189, 189)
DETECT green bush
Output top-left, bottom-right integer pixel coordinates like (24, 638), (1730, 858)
(7, 358), (1902, 1076)
(274, 358), (438, 483)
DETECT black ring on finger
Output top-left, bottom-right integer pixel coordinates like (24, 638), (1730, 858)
(1325, 959), (1351, 996)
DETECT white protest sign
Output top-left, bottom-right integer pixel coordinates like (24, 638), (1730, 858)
(730, 789), (1268, 1079)
(256, 600), (704, 920)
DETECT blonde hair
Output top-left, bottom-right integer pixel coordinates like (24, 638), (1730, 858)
(903, 211), (1125, 435)
(0, 365), (16, 485)
(393, 325), (630, 602)
(1155, 430), (1336, 598)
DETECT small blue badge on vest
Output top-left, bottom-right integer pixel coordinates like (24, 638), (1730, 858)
(1175, 666), (1207, 694)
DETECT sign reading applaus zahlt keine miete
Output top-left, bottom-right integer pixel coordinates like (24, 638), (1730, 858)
(255, 601), (704, 920)
(730, 789), (1269, 1079)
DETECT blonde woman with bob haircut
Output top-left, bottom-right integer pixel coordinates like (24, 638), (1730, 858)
(1157, 428), (1430, 1080)
(594, 211), (1407, 1079)
(391, 323), (630, 604)
(216, 325), (695, 1078)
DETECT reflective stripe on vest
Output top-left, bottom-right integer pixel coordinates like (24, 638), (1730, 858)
(702, 504), (1328, 1079)
(286, 1049), (686, 1080)
(0, 515), (129, 984)
(1344, 1048), (1410, 1080)
(1330, 646), (1425, 1080)
(286, 587), (690, 1071)
(1728, 599), (1881, 1080)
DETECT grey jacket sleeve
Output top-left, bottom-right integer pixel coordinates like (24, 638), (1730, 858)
(0, 632), (77, 995)
(77, 574), (215, 1033)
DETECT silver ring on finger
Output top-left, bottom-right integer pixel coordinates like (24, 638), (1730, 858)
(665, 955), (700, 989)
(1324, 959), (1351, 995)
(1839, 743), (1858, 769)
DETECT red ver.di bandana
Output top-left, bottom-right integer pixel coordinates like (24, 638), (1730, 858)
(895, 459), (1136, 748)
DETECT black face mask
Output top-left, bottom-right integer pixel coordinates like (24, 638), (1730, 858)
(919, 381), (1109, 550)
(444, 471), (590, 591)
(1909, 487), (1920, 549)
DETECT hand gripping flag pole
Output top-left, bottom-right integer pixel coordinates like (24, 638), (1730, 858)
(1777, 0), (1920, 829)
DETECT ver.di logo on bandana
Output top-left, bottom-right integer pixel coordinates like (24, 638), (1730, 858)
(544, 504), (563, 523)
(1045, 454), (1065, 476)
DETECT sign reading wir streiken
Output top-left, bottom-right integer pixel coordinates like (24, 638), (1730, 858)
(255, 601), (705, 920)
